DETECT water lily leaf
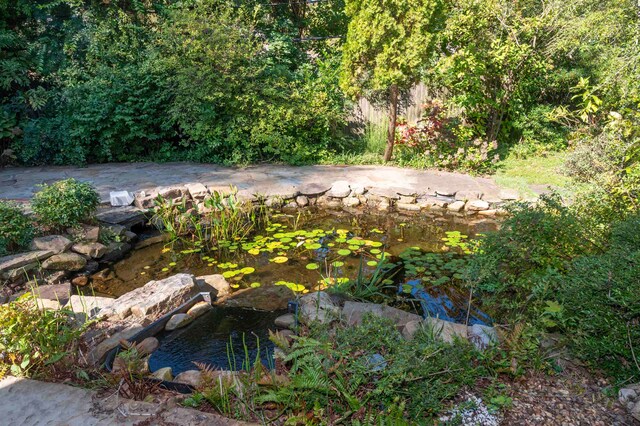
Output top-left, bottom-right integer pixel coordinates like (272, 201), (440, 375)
(348, 245), (360, 251)
(248, 248), (260, 255)
(250, 282), (261, 288)
(271, 256), (288, 264)
(367, 260), (378, 267)
(240, 267), (255, 274)
(369, 241), (383, 248)
(306, 263), (319, 270)
(332, 261), (344, 267)
(337, 249), (351, 256)
(161, 267), (169, 272)
(169, 262), (177, 266)
(370, 249), (381, 254)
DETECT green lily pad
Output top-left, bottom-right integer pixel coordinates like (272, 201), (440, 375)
(337, 249), (351, 256)
(271, 256), (288, 264)
(306, 263), (320, 270)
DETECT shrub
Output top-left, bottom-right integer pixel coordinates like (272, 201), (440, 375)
(31, 178), (100, 230)
(559, 216), (640, 382)
(0, 201), (33, 256)
(0, 295), (83, 378)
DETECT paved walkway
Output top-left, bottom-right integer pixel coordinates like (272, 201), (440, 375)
(0, 162), (507, 202)
(0, 375), (249, 425)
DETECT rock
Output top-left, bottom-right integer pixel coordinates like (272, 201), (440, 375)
(109, 191), (134, 207)
(65, 295), (115, 318)
(158, 186), (187, 202)
(499, 189), (519, 200)
(220, 285), (294, 311)
(72, 275), (89, 287)
(351, 183), (366, 195)
(134, 191), (157, 209)
(196, 274), (231, 298)
(2, 262), (38, 281)
(619, 388), (638, 404)
(185, 183), (209, 200)
(424, 317), (468, 343)
(67, 225), (100, 242)
(174, 370), (202, 387)
(435, 189), (456, 197)
(298, 183), (331, 196)
(165, 313), (194, 331)
(30, 235), (72, 254)
(455, 190), (483, 201)
(31, 283), (71, 304)
(465, 200), (490, 211)
(295, 195), (309, 207)
(298, 291), (340, 325)
(397, 203), (420, 212)
(137, 337), (159, 356)
(121, 231), (137, 243)
(32, 298), (61, 311)
(377, 199), (390, 212)
(328, 181), (351, 198)
(402, 320), (424, 340)
(98, 273), (198, 320)
(275, 313), (296, 329)
(42, 253), (87, 271)
(477, 209), (497, 217)
(364, 353), (387, 372)
(85, 260), (100, 274)
(0, 250), (53, 274)
(96, 207), (146, 229)
(152, 367), (173, 381)
(467, 324), (498, 350)
(87, 323), (144, 366)
(102, 224), (127, 237)
(447, 200), (466, 212)
(186, 301), (212, 318)
(367, 187), (400, 199)
(342, 301), (422, 329)
(72, 242), (108, 259)
(101, 242), (132, 262)
(45, 270), (69, 285)
(342, 197), (360, 207)
(398, 195), (416, 204)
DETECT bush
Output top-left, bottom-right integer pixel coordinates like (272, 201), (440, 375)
(0, 295), (83, 377)
(31, 178), (99, 230)
(467, 194), (599, 317)
(559, 216), (640, 381)
(0, 201), (33, 256)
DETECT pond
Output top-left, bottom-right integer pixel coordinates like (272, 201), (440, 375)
(91, 209), (496, 324)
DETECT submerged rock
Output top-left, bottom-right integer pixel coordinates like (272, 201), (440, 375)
(220, 285), (294, 311)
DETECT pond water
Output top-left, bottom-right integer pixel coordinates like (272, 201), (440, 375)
(148, 306), (285, 375)
(91, 209), (496, 325)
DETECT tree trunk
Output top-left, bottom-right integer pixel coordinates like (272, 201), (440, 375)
(383, 84), (398, 162)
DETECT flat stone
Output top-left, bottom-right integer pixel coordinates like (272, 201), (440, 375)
(435, 189), (456, 197)
(499, 189), (519, 200)
(42, 252), (87, 271)
(98, 273), (198, 320)
(2, 262), (38, 281)
(67, 225), (100, 242)
(165, 313), (194, 331)
(275, 313), (296, 329)
(96, 206), (146, 229)
(109, 190), (134, 207)
(121, 230), (137, 243)
(72, 242), (108, 258)
(368, 187), (400, 199)
(0, 250), (53, 274)
(299, 291), (340, 325)
(377, 199), (391, 211)
(30, 235), (72, 254)
(455, 190), (482, 201)
(196, 274), (231, 298)
(465, 200), (490, 211)
(220, 285), (294, 311)
(295, 195), (309, 207)
(424, 317), (468, 343)
(158, 186), (187, 201)
(298, 183), (331, 196)
(328, 180), (351, 198)
(174, 370), (202, 387)
(448, 200), (466, 212)
(351, 183), (366, 195)
(422, 196), (449, 208)
(186, 301), (212, 318)
(134, 191), (156, 209)
(32, 298), (61, 311)
(87, 323), (144, 366)
(65, 295), (115, 317)
(152, 367), (173, 381)
(477, 209), (497, 217)
(101, 242), (132, 263)
(397, 202), (420, 212)
(342, 301), (422, 329)
(398, 195), (416, 204)
(185, 182), (209, 200)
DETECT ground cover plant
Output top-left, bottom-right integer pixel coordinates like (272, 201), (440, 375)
(31, 178), (100, 230)
(0, 200), (33, 256)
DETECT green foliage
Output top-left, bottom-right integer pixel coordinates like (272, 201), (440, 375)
(0, 295), (82, 377)
(0, 201), (33, 256)
(558, 216), (640, 381)
(31, 178), (99, 230)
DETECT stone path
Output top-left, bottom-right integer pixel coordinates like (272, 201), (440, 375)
(0, 375), (248, 425)
(0, 162), (511, 202)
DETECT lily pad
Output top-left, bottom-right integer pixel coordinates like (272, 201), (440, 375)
(337, 249), (352, 256)
(306, 263), (320, 270)
(271, 256), (288, 264)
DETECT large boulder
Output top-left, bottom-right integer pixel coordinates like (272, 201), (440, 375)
(97, 273), (198, 320)
(30, 235), (72, 254)
(196, 275), (231, 298)
(219, 285), (294, 311)
(42, 253), (87, 271)
(30, 283), (71, 305)
(299, 291), (340, 325)
(342, 301), (422, 329)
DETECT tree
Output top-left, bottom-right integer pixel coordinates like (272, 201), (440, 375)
(340, 0), (443, 161)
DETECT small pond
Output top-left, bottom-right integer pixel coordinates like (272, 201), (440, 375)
(95, 209), (497, 372)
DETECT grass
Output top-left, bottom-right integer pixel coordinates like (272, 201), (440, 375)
(493, 152), (575, 198)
